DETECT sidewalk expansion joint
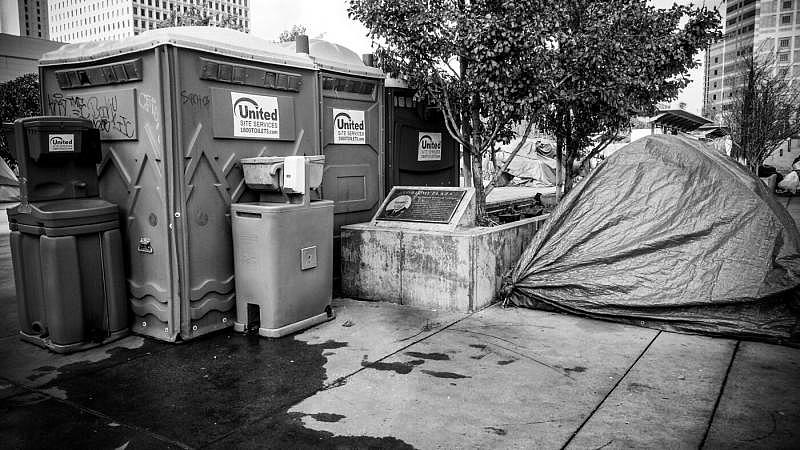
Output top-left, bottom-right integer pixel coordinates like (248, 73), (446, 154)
(699, 340), (741, 449)
(559, 329), (662, 450)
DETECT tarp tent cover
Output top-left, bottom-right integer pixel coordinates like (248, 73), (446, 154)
(494, 138), (557, 186)
(505, 135), (800, 344)
(0, 158), (19, 202)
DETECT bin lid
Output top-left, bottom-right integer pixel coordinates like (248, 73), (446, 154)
(16, 116), (95, 131)
(279, 39), (384, 79)
(40, 27), (316, 70)
(8, 198), (118, 227)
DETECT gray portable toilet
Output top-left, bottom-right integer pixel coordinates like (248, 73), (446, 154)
(301, 40), (385, 272)
(384, 78), (459, 194)
(38, 27), (321, 342)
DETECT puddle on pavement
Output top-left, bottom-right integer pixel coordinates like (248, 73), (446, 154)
(33, 331), (415, 449)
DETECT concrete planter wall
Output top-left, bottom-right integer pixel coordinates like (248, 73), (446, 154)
(341, 215), (548, 311)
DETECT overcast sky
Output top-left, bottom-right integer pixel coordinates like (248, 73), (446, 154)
(251, 0), (722, 116)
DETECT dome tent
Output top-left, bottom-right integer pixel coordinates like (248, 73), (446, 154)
(504, 135), (800, 344)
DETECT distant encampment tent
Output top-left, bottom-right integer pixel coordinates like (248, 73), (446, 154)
(494, 138), (557, 187)
(505, 135), (800, 345)
(0, 158), (19, 202)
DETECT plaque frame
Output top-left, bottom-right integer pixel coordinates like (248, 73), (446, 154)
(371, 186), (475, 231)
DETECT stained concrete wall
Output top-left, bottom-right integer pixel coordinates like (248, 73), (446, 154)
(341, 215), (548, 311)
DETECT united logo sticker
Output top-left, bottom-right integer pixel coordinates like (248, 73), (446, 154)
(49, 134), (75, 152)
(333, 109), (366, 144)
(417, 132), (442, 161)
(231, 92), (280, 138)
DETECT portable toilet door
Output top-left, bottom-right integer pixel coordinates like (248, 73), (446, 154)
(384, 81), (459, 194)
(305, 40), (385, 270)
(38, 27), (320, 342)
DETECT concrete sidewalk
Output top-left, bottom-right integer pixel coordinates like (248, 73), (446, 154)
(1, 276), (799, 446)
(1, 198), (800, 449)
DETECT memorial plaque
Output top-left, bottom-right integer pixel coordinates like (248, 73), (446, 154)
(376, 188), (467, 224)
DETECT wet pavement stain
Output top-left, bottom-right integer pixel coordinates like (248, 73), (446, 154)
(33, 332), (415, 449)
(497, 359), (517, 366)
(361, 359), (426, 375)
(484, 426), (507, 436)
(215, 411), (415, 450)
(404, 351), (450, 361)
(627, 382), (655, 392)
(420, 370), (470, 379)
(318, 340), (348, 350)
(563, 366), (587, 373)
(309, 412), (346, 423)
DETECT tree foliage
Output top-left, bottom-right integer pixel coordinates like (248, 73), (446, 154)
(349, 0), (564, 223)
(157, 1), (244, 31)
(278, 25), (308, 42)
(722, 53), (800, 174)
(538, 1), (720, 197)
(349, 0), (720, 221)
(0, 73), (41, 170)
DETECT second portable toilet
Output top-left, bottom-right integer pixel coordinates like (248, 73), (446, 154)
(300, 39), (386, 267)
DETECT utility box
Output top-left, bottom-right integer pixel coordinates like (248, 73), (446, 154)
(5, 117), (128, 353)
(384, 80), (459, 194)
(39, 28), (324, 341)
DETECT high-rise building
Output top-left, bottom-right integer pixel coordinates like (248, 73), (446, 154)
(703, 0), (800, 119)
(0, 0), (50, 39)
(48, 0), (250, 43)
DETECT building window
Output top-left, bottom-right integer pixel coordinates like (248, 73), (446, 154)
(712, 94), (717, 100)
(779, 53), (789, 62)
(713, 69), (718, 75)
(781, 14), (792, 25)
(714, 56), (719, 63)
(780, 38), (790, 48)
(783, 0), (793, 9)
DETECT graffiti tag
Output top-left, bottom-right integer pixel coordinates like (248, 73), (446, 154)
(48, 90), (136, 140)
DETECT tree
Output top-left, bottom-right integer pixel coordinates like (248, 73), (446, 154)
(349, 0), (564, 224)
(278, 25), (307, 43)
(537, 1), (720, 198)
(722, 53), (800, 175)
(0, 73), (41, 170)
(157, 1), (244, 31)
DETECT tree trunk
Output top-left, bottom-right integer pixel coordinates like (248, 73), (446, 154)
(555, 134), (564, 201)
(470, 94), (487, 225)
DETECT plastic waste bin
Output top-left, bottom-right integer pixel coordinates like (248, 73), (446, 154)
(5, 117), (128, 353)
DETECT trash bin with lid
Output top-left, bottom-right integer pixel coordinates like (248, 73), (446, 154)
(5, 117), (128, 353)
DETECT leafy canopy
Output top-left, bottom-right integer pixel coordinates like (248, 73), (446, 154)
(0, 73), (41, 170)
(350, 0), (562, 154)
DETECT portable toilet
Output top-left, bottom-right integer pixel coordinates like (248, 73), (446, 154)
(384, 78), (460, 194)
(300, 39), (385, 269)
(38, 27), (321, 342)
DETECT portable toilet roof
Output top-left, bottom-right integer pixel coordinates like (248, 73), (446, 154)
(278, 39), (384, 79)
(39, 26), (316, 69)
